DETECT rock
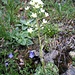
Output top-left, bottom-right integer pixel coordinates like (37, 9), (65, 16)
(61, 65), (75, 75)
(44, 50), (59, 63)
(44, 53), (54, 63)
(50, 50), (59, 59)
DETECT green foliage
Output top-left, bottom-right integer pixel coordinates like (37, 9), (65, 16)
(0, 10), (9, 40)
(42, 23), (59, 37)
(0, 0), (21, 40)
(34, 62), (59, 75)
(0, 50), (33, 75)
(0, 25), (7, 39)
(0, 25), (10, 41)
(11, 19), (33, 46)
(0, 0), (75, 75)
(11, 30), (33, 46)
(0, 50), (18, 75)
(42, 0), (75, 21)
(1, 0), (20, 24)
(0, 0), (33, 46)
(61, 0), (75, 19)
(19, 63), (34, 75)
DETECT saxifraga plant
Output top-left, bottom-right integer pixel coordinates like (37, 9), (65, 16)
(34, 62), (59, 75)
(25, 0), (49, 73)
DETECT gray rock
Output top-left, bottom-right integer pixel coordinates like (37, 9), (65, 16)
(44, 50), (59, 63)
(61, 65), (75, 75)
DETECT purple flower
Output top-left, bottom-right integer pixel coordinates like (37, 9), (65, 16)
(8, 53), (13, 58)
(5, 62), (8, 67)
(29, 51), (35, 58)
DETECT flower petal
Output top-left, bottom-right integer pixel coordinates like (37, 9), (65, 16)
(29, 51), (35, 58)
(8, 53), (13, 58)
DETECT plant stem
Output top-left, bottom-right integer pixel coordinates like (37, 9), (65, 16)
(36, 19), (45, 72)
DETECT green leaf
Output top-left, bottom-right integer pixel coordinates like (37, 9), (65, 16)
(15, 24), (22, 26)
(2, 0), (7, 4)
(22, 26), (28, 30)
(28, 19), (35, 24)
(20, 19), (27, 25)
(26, 38), (33, 45)
(20, 39), (27, 45)
(21, 31), (31, 38)
(0, 10), (2, 17)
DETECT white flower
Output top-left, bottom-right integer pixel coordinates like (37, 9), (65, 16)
(31, 13), (37, 18)
(33, 0), (44, 5)
(69, 51), (75, 58)
(58, 3), (61, 6)
(35, 4), (40, 8)
(29, 0), (44, 6)
(27, 28), (33, 33)
(35, 24), (38, 27)
(38, 0), (44, 5)
(34, 24), (38, 30)
(45, 12), (49, 17)
(25, 6), (30, 10)
(43, 19), (47, 23)
(40, 8), (45, 12)
(29, 1), (35, 5)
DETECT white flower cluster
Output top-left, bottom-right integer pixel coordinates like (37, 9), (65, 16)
(25, 0), (49, 20)
(29, 0), (44, 7)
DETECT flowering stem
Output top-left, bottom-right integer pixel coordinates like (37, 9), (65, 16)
(36, 19), (45, 72)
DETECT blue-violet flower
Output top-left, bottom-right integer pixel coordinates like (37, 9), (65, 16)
(29, 51), (35, 58)
(8, 53), (13, 58)
(5, 62), (9, 67)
